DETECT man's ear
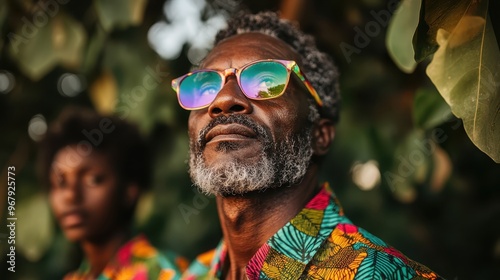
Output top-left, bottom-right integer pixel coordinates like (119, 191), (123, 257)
(312, 118), (335, 156)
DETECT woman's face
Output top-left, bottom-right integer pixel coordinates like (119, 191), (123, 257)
(49, 145), (128, 242)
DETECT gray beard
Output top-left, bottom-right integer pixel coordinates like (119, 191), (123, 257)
(189, 114), (314, 196)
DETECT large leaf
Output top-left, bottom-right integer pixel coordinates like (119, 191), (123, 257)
(8, 13), (86, 80)
(95, 0), (148, 31)
(386, 0), (421, 73)
(413, 0), (473, 61)
(426, 0), (500, 162)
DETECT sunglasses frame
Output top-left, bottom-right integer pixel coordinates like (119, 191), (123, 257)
(171, 59), (323, 110)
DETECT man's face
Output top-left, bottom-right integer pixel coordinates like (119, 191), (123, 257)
(49, 146), (127, 242)
(188, 33), (318, 196)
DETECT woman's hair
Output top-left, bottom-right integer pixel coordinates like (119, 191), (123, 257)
(38, 106), (151, 191)
(215, 11), (341, 123)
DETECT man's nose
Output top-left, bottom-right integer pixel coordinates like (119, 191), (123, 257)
(208, 76), (253, 117)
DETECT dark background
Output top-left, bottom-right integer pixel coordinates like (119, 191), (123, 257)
(1, 0), (499, 279)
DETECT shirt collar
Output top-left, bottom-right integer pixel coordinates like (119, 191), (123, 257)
(209, 182), (344, 279)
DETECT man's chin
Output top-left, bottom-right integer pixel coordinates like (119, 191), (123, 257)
(202, 148), (265, 170)
(197, 184), (271, 197)
(217, 185), (276, 197)
(205, 137), (264, 155)
(215, 140), (243, 152)
(190, 157), (275, 196)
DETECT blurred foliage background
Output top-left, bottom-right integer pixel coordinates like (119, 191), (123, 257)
(0, 0), (499, 279)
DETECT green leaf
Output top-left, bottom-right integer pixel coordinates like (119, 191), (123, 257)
(426, 0), (500, 163)
(102, 39), (172, 134)
(8, 13), (86, 80)
(413, 87), (452, 129)
(17, 193), (54, 262)
(8, 16), (56, 80)
(383, 130), (432, 203)
(413, 0), (474, 62)
(82, 26), (108, 75)
(95, 0), (149, 31)
(53, 14), (87, 69)
(386, 0), (421, 73)
(135, 191), (154, 226)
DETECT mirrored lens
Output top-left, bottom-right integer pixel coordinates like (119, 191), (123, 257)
(240, 62), (288, 99)
(179, 71), (222, 108)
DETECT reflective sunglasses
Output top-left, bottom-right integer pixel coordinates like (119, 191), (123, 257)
(171, 59), (323, 110)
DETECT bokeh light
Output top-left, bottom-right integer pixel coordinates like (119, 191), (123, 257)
(352, 160), (381, 191)
(148, 0), (227, 60)
(0, 70), (15, 94)
(28, 114), (48, 142)
(57, 73), (86, 97)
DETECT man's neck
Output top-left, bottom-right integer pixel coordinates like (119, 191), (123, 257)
(216, 167), (320, 280)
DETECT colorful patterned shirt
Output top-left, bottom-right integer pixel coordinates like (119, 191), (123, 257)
(64, 235), (184, 280)
(183, 183), (442, 280)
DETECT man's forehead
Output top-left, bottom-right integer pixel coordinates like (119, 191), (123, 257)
(201, 32), (300, 69)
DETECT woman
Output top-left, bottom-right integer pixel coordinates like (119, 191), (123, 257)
(39, 107), (183, 279)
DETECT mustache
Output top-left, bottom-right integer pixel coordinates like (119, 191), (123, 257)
(197, 115), (270, 149)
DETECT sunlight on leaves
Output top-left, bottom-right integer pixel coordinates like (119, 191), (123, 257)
(422, 0), (470, 34)
(426, 1), (500, 163)
(448, 16), (485, 48)
(386, 0), (421, 73)
(95, 0), (148, 31)
(90, 70), (118, 114)
(413, 0), (472, 61)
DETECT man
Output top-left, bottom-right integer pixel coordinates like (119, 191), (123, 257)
(173, 11), (441, 280)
